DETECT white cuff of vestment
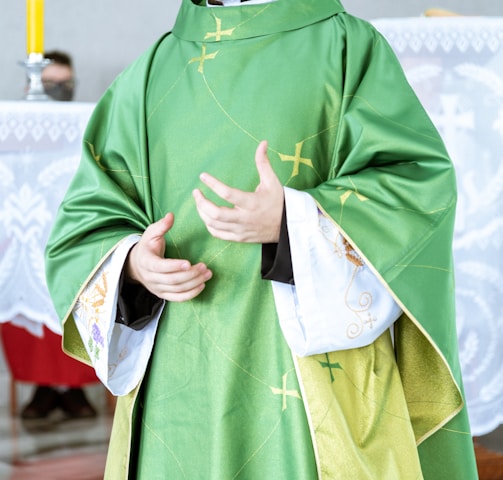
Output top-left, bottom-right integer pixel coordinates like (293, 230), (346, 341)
(72, 234), (163, 396)
(271, 188), (402, 357)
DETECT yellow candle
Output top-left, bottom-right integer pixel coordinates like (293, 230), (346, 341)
(26, 0), (44, 55)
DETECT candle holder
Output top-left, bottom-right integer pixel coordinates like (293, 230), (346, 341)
(20, 53), (52, 101)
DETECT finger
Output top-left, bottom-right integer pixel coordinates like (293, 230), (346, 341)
(159, 272), (212, 295)
(144, 212), (174, 242)
(152, 257), (192, 275)
(254, 140), (277, 189)
(154, 265), (212, 301)
(198, 172), (250, 207)
(156, 262), (211, 284)
(193, 189), (241, 224)
(162, 283), (207, 303)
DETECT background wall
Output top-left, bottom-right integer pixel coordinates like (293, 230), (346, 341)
(1, 0), (501, 103)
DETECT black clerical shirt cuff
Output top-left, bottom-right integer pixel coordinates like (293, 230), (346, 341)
(261, 203), (295, 285)
(115, 269), (164, 331)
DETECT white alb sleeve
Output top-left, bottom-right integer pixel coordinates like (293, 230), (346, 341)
(271, 188), (402, 357)
(72, 234), (164, 395)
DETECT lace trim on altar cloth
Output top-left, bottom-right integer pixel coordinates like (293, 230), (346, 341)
(0, 101), (95, 150)
(372, 17), (503, 54)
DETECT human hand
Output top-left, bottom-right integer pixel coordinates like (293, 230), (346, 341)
(126, 213), (212, 302)
(192, 141), (284, 243)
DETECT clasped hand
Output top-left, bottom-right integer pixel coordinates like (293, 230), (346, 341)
(126, 141), (284, 302)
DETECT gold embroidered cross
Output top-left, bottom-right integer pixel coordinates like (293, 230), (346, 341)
(204, 17), (235, 42)
(271, 373), (301, 411)
(189, 44), (218, 74)
(338, 187), (368, 206)
(279, 141), (313, 177)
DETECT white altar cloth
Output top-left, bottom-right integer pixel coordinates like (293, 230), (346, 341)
(0, 101), (95, 337)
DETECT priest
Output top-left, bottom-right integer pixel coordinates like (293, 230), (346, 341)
(45, 0), (478, 478)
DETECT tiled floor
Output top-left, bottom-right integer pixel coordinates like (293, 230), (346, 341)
(0, 341), (111, 480)
(0, 386), (112, 480)
(0, 403), (501, 480)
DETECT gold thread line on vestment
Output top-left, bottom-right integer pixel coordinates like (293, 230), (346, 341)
(406, 399), (465, 407)
(166, 224), (233, 268)
(185, 294), (303, 476)
(141, 419), (188, 478)
(440, 426), (473, 436)
(85, 141), (148, 177)
(133, 217), (298, 477)
(387, 205), (450, 215)
(202, 71), (262, 144)
(151, 197), (164, 220)
(205, 242), (234, 266)
(156, 135), (306, 471)
(192, 45), (336, 183)
(202, 71), (331, 184)
(231, 415), (284, 480)
(394, 263), (452, 273)
(334, 181), (451, 227)
(190, 289), (298, 390)
(84, 141), (149, 220)
(342, 93), (445, 143)
(147, 63), (192, 123)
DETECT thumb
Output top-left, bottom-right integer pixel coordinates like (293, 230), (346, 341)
(143, 213), (174, 253)
(146, 212), (174, 239)
(255, 140), (274, 185)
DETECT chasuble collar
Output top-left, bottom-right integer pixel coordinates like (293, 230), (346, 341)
(174, 0), (345, 42)
(207, 0), (277, 6)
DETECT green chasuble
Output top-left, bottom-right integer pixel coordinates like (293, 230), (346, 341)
(45, 0), (478, 478)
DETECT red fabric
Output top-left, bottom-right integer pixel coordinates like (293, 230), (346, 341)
(0, 323), (98, 386)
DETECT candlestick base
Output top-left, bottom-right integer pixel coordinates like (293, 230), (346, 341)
(19, 53), (52, 101)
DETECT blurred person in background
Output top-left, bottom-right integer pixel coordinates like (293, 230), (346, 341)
(42, 50), (76, 101)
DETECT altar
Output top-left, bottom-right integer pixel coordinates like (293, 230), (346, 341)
(0, 101), (95, 336)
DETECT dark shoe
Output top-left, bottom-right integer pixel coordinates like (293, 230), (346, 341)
(59, 388), (97, 419)
(21, 386), (60, 419)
